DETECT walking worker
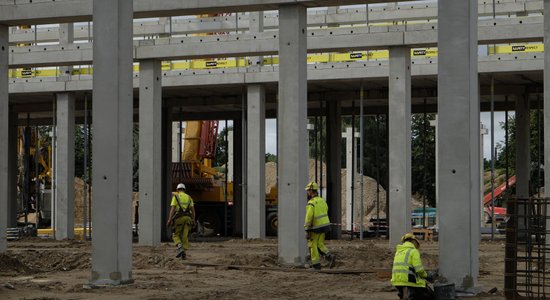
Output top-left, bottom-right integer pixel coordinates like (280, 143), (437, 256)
(390, 233), (435, 300)
(166, 183), (195, 259)
(304, 181), (335, 270)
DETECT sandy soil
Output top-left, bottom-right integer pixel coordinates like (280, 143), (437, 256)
(0, 238), (505, 300)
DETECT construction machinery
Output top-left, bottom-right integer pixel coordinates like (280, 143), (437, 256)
(483, 175), (515, 224)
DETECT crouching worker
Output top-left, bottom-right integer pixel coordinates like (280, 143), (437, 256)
(166, 183), (195, 259)
(391, 233), (435, 300)
(304, 181), (335, 271)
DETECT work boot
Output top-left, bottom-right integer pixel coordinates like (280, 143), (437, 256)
(180, 250), (187, 260)
(311, 264), (321, 271)
(176, 244), (184, 258)
(326, 253), (336, 269)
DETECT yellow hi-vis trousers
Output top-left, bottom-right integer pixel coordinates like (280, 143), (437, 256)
(172, 216), (192, 250)
(308, 232), (329, 265)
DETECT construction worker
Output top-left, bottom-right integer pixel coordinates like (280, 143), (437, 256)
(304, 181), (335, 270)
(166, 183), (195, 259)
(391, 233), (435, 300)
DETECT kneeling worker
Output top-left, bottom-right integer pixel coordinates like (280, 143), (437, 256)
(391, 233), (435, 300)
(167, 183), (195, 259)
(304, 181), (335, 270)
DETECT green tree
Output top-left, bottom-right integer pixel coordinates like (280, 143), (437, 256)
(215, 126), (231, 167)
(411, 114), (436, 207)
(266, 153), (277, 163)
(494, 110), (544, 194)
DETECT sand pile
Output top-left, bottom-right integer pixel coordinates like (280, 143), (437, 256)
(265, 160), (387, 229)
(0, 250), (90, 275)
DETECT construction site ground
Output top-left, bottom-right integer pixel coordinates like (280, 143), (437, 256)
(0, 237), (505, 300)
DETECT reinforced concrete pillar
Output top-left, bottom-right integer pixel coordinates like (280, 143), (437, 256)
(246, 84), (266, 239)
(344, 128), (359, 231)
(0, 24), (9, 252)
(59, 24), (74, 77)
(55, 93), (75, 240)
(544, 0), (550, 247)
(139, 60), (162, 246)
(233, 119), (244, 237)
(388, 46), (412, 246)
(249, 11), (264, 72)
(8, 109), (18, 227)
(277, 4), (308, 265)
(161, 106), (173, 241)
(326, 101), (342, 239)
(515, 95), (530, 199)
(91, 0), (133, 285)
(438, 0), (480, 290)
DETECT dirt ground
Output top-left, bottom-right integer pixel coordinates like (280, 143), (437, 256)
(0, 237), (505, 300)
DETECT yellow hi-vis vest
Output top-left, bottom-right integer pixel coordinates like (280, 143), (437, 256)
(171, 192), (193, 213)
(304, 196), (330, 231)
(390, 241), (428, 288)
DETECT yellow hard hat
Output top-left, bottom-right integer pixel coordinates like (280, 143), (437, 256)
(401, 233), (419, 244)
(305, 181), (319, 191)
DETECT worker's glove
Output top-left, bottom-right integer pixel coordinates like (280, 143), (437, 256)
(305, 231), (311, 240)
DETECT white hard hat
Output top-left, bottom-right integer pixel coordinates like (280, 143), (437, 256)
(177, 183), (186, 190)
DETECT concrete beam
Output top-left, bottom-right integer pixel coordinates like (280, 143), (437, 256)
(7, 18), (544, 68)
(0, 24), (8, 253)
(55, 92), (75, 240)
(277, 4), (307, 265)
(0, 0), (406, 26)
(7, 1), (544, 44)
(388, 46), (411, 247)
(90, 0), (133, 286)
(138, 60), (162, 246)
(438, 0), (480, 291)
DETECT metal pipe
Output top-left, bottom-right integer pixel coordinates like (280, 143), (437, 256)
(423, 98), (427, 228)
(505, 96), (509, 193)
(320, 100), (324, 198)
(35, 125), (40, 227)
(359, 80), (364, 240)
(375, 114), (380, 237)
(83, 94), (88, 240)
(52, 96), (57, 238)
(351, 100), (356, 239)
(537, 94), (542, 197)
(224, 119), (228, 237)
(490, 75), (496, 241)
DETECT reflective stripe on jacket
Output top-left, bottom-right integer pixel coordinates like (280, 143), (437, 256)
(304, 196), (330, 231)
(171, 192), (193, 212)
(390, 241), (427, 288)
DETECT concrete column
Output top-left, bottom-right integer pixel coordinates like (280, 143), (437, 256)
(139, 60), (162, 246)
(171, 122), (181, 162)
(0, 24), (9, 252)
(59, 24), (74, 78)
(161, 106), (173, 241)
(91, 0), (133, 285)
(8, 109), (18, 227)
(429, 117), (439, 229)
(544, 0), (550, 247)
(344, 128), (359, 231)
(233, 119), (244, 237)
(515, 95), (530, 198)
(438, 0), (480, 290)
(388, 46), (412, 246)
(277, 4), (307, 265)
(249, 11), (264, 72)
(55, 93), (75, 240)
(228, 129), (234, 182)
(246, 84), (266, 239)
(326, 101), (342, 239)
(480, 124), (488, 228)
